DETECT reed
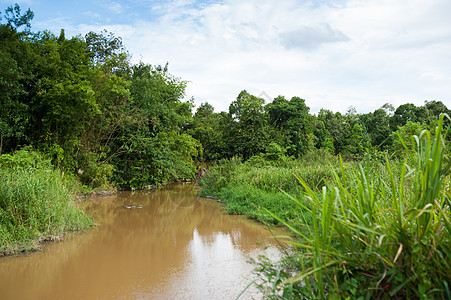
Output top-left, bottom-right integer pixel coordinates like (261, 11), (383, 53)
(0, 151), (92, 255)
(261, 114), (451, 298)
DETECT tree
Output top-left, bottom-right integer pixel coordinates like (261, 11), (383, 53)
(187, 102), (230, 161)
(343, 123), (370, 158)
(360, 108), (393, 150)
(22, 31), (102, 170)
(424, 100), (450, 125)
(390, 121), (427, 157)
(381, 103), (395, 116)
(110, 63), (200, 188)
(311, 118), (334, 152)
(0, 5), (204, 188)
(0, 11), (133, 185)
(266, 95), (312, 157)
(85, 30), (126, 66)
(317, 109), (349, 155)
(1, 4), (33, 31)
(390, 103), (428, 130)
(227, 90), (269, 160)
(0, 5), (35, 154)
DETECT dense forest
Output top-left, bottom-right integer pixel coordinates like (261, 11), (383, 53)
(1, 5), (449, 190)
(2, 5), (451, 298)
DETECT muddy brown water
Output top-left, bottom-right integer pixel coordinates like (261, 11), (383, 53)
(0, 183), (284, 299)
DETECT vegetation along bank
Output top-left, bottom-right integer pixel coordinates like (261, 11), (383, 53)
(200, 116), (451, 298)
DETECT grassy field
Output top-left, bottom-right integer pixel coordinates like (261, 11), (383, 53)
(200, 115), (451, 299)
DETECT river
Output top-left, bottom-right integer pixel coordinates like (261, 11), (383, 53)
(0, 183), (283, 299)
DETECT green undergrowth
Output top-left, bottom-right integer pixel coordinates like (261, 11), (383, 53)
(199, 150), (346, 227)
(253, 115), (451, 299)
(199, 117), (451, 298)
(0, 149), (93, 255)
(214, 184), (304, 225)
(199, 147), (400, 230)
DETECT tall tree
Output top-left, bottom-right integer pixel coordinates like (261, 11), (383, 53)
(390, 103), (428, 130)
(266, 95), (312, 157)
(228, 90), (269, 160)
(0, 4), (34, 155)
(110, 63), (200, 188)
(317, 109), (349, 155)
(188, 102), (229, 161)
(360, 108), (393, 150)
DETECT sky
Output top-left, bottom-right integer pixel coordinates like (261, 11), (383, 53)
(2, 0), (451, 114)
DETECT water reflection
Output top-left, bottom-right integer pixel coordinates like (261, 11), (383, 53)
(0, 183), (282, 299)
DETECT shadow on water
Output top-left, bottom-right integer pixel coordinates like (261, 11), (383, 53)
(0, 183), (283, 299)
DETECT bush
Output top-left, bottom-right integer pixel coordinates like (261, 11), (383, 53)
(77, 151), (115, 189)
(0, 147), (52, 170)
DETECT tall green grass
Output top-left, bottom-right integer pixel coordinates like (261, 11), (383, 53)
(199, 154), (340, 227)
(258, 114), (451, 298)
(0, 149), (92, 255)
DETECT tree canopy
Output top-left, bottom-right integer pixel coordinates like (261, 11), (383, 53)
(1, 4), (449, 189)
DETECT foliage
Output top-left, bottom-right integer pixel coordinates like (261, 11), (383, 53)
(0, 147), (51, 169)
(187, 102), (230, 161)
(360, 108), (392, 150)
(198, 156), (242, 195)
(1, 3), (33, 31)
(263, 142), (288, 161)
(317, 109), (350, 155)
(2, 4), (449, 190)
(266, 96), (312, 157)
(390, 103), (429, 130)
(227, 90), (269, 160)
(85, 29), (125, 65)
(342, 122), (371, 158)
(391, 121), (427, 157)
(311, 118), (334, 153)
(108, 63), (200, 189)
(0, 4), (200, 190)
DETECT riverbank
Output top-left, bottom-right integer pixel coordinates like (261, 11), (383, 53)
(198, 152), (340, 228)
(0, 150), (93, 256)
(198, 116), (451, 298)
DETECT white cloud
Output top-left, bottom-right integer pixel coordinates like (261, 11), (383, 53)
(82, 11), (101, 19)
(101, 0), (125, 14)
(39, 0), (451, 114)
(279, 24), (350, 50)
